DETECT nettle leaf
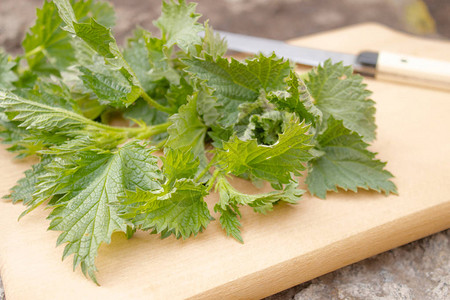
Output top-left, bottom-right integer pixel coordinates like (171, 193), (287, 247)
(305, 60), (376, 141)
(241, 111), (286, 146)
(215, 118), (312, 185)
(0, 52), (17, 89)
(48, 141), (162, 283)
(161, 147), (200, 186)
(0, 90), (90, 131)
(198, 22), (227, 59)
(123, 30), (178, 97)
(306, 117), (397, 199)
(122, 179), (211, 239)
(17, 80), (77, 112)
(123, 99), (169, 127)
(184, 53), (291, 126)
(72, 39), (140, 108)
(144, 34), (180, 84)
(86, 1), (115, 28)
(54, 0), (142, 106)
(195, 84), (220, 126)
(214, 176), (303, 242)
(79, 66), (141, 107)
(124, 29), (189, 112)
(166, 77), (193, 108)
(7, 157), (52, 204)
(23, 0), (115, 75)
(165, 93), (207, 167)
(154, 0), (203, 53)
(20, 155), (74, 216)
(268, 71), (322, 127)
(0, 90), (144, 152)
(123, 30), (157, 92)
(0, 112), (30, 155)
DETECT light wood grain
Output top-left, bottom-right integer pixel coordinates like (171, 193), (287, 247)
(0, 23), (449, 300)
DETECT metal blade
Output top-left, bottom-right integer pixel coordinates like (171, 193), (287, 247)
(217, 30), (362, 70)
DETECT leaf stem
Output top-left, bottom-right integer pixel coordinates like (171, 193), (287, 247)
(85, 117), (170, 140)
(140, 90), (175, 114)
(131, 122), (171, 139)
(206, 169), (221, 191)
(195, 157), (216, 182)
(25, 45), (44, 58)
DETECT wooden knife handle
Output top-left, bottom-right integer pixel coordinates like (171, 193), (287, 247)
(376, 51), (450, 91)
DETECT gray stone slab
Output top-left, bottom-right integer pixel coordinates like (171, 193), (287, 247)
(0, 275), (4, 300)
(266, 229), (450, 300)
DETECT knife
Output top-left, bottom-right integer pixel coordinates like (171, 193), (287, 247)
(216, 30), (450, 91)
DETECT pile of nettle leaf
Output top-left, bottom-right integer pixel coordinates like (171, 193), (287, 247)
(0, 0), (396, 283)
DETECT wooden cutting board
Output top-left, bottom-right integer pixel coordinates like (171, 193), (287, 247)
(0, 23), (449, 300)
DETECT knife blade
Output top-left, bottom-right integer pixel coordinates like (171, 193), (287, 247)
(216, 30), (450, 91)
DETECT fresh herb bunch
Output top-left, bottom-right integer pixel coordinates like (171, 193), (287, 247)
(0, 0), (397, 283)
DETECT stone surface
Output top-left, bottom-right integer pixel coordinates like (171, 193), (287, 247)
(0, 276), (4, 300)
(0, 0), (449, 299)
(266, 229), (450, 300)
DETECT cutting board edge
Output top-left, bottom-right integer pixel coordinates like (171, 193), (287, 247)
(191, 200), (450, 300)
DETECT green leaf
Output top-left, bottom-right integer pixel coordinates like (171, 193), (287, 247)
(165, 93), (207, 166)
(87, 1), (115, 28)
(17, 80), (77, 112)
(73, 19), (116, 58)
(0, 90), (90, 131)
(0, 90), (153, 153)
(124, 29), (182, 92)
(306, 117), (397, 199)
(23, 0), (115, 75)
(166, 77), (193, 108)
(124, 30), (161, 92)
(71, 39), (140, 108)
(0, 51), (17, 89)
(21, 155), (73, 216)
(123, 99), (169, 126)
(122, 179), (211, 239)
(7, 157), (51, 204)
(54, 0), (142, 107)
(198, 22), (227, 59)
(305, 60), (376, 141)
(0, 112), (29, 155)
(216, 206), (243, 243)
(184, 53), (291, 126)
(23, 0), (71, 74)
(214, 176), (303, 242)
(161, 147), (200, 186)
(195, 84), (220, 126)
(215, 118), (313, 185)
(79, 66), (141, 107)
(154, 0), (203, 53)
(48, 141), (162, 283)
(241, 111), (287, 145)
(144, 34), (180, 84)
(268, 71), (322, 127)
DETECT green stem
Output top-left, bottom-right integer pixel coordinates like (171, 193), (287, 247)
(86, 118), (170, 140)
(206, 169), (221, 191)
(131, 122), (171, 139)
(140, 90), (175, 114)
(25, 45), (44, 58)
(195, 157), (216, 182)
(153, 137), (169, 151)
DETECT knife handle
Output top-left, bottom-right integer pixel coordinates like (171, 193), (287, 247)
(359, 51), (450, 91)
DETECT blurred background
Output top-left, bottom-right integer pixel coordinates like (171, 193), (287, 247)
(1, 0), (450, 55)
(0, 1), (449, 300)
